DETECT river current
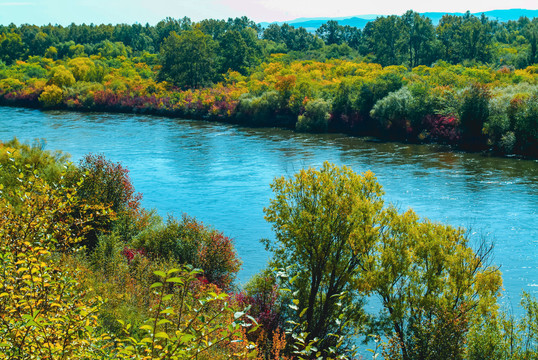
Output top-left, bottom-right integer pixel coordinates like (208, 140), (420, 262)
(1, 106), (537, 313)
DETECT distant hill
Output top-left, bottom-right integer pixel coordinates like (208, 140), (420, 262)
(260, 8), (538, 30)
(268, 17), (371, 32)
(420, 9), (538, 24)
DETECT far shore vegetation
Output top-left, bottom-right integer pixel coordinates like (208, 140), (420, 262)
(0, 11), (537, 158)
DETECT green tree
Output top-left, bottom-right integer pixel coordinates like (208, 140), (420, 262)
(316, 20), (343, 45)
(263, 162), (385, 355)
(362, 16), (404, 66)
(264, 163), (504, 359)
(159, 29), (217, 88)
(400, 11), (436, 67)
(219, 30), (253, 74)
(437, 12), (494, 64)
(363, 206), (502, 360)
(0, 32), (27, 64)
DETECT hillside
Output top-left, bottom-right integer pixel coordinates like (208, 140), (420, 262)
(260, 8), (538, 29)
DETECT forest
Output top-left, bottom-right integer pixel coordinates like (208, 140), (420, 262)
(0, 11), (537, 157)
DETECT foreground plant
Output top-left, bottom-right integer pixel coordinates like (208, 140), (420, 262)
(108, 266), (257, 359)
(0, 168), (108, 358)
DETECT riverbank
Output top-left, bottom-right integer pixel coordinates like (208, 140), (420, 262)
(0, 98), (535, 160)
(1, 58), (537, 158)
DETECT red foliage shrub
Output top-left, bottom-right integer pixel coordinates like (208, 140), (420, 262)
(423, 114), (461, 143)
(77, 154), (142, 214)
(234, 273), (281, 338)
(198, 231), (241, 290)
(133, 215), (241, 291)
(121, 246), (146, 263)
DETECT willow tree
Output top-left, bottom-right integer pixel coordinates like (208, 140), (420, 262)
(264, 162), (502, 358)
(362, 206), (502, 360)
(263, 162), (385, 356)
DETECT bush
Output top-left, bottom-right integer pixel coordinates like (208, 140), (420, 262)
(0, 138), (70, 191)
(370, 86), (412, 132)
(48, 65), (76, 87)
(236, 91), (282, 126)
(133, 215), (241, 291)
(68, 57), (96, 82)
(459, 83), (490, 144)
(243, 270), (281, 331)
(0, 170), (106, 358)
(296, 98), (330, 132)
(69, 154), (142, 249)
(513, 92), (538, 154)
(422, 114), (461, 143)
(38, 84), (63, 107)
(74, 153), (142, 215)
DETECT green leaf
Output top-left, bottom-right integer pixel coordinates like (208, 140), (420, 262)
(150, 282), (163, 289)
(160, 307), (175, 315)
(166, 277), (184, 284)
(155, 332), (170, 339)
(157, 319), (173, 326)
(153, 270), (166, 278)
(180, 334), (195, 343)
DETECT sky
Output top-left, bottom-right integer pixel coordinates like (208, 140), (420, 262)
(0, 0), (536, 25)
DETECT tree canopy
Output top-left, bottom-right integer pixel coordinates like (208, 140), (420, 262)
(264, 162), (503, 358)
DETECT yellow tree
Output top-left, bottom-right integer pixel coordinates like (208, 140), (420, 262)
(264, 162), (385, 356)
(361, 206), (503, 360)
(264, 162), (503, 359)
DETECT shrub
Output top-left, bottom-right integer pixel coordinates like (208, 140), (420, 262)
(69, 154), (142, 249)
(370, 86), (412, 132)
(513, 92), (538, 154)
(68, 57), (96, 82)
(75, 153), (142, 215)
(422, 114), (461, 143)
(236, 91), (282, 126)
(0, 170), (106, 357)
(235, 268), (283, 358)
(38, 84), (63, 107)
(133, 215), (241, 291)
(459, 83), (490, 144)
(296, 98), (330, 133)
(110, 266), (255, 359)
(48, 65), (76, 87)
(0, 138), (70, 191)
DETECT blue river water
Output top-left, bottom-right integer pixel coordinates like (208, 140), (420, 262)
(1, 106), (537, 315)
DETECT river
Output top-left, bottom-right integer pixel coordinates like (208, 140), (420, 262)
(1, 106), (537, 313)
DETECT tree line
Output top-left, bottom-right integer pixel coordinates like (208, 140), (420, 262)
(1, 11), (537, 78)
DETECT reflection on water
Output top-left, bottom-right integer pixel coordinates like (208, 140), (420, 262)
(1, 107), (537, 313)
